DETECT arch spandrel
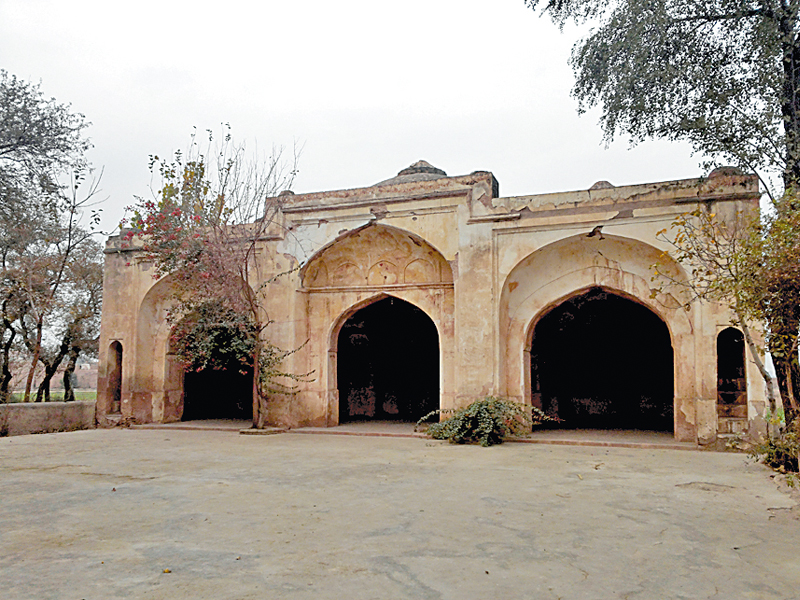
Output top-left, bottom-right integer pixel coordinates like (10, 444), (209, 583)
(301, 223), (453, 289)
(500, 233), (691, 334)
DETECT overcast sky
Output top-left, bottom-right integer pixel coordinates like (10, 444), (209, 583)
(1, 0), (703, 234)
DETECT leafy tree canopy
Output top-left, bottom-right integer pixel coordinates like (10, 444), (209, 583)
(0, 70), (89, 181)
(526, 0), (800, 194)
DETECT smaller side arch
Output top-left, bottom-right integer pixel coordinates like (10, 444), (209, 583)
(134, 272), (259, 424)
(106, 341), (123, 414)
(716, 327), (747, 429)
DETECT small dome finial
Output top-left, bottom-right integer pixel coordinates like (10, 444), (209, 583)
(397, 160), (447, 177)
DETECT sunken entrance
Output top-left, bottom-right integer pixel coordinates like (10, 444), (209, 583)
(530, 287), (673, 431)
(183, 368), (254, 421)
(338, 297), (439, 423)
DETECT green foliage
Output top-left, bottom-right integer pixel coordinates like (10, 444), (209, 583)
(170, 300), (258, 373)
(417, 396), (553, 447)
(751, 430), (799, 473)
(743, 197), (800, 422)
(653, 193), (800, 426)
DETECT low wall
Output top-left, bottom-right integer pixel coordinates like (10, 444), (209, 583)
(0, 401), (96, 437)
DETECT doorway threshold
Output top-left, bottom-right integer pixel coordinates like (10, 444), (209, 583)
(132, 419), (252, 432)
(290, 421), (426, 439)
(516, 428), (698, 451)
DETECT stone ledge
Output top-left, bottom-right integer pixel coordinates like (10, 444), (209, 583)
(239, 427), (288, 435)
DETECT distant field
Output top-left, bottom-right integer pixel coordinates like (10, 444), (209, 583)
(6, 390), (97, 403)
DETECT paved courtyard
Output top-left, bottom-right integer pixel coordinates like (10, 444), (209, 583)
(0, 428), (798, 599)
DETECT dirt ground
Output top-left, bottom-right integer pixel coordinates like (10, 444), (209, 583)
(0, 428), (798, 600)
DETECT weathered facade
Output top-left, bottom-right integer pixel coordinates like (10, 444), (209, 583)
(96, 162), (765, 443)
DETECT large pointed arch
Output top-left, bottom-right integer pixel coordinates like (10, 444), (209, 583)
(333, 294), (439, 423)
(528, 286), (674, 431)
(296, 223), (456, 427)
(498, 233), (697, 441)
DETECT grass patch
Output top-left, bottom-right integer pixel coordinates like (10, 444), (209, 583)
(5, 390), (97, 403)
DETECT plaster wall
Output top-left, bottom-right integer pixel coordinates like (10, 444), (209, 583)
(96, 164), (765, 443)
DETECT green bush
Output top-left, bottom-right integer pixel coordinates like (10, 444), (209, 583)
(751, 430), (799, 473)
(417, 396), (553, 447)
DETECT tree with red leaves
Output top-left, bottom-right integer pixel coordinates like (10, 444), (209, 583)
(125, 127), (304, 426)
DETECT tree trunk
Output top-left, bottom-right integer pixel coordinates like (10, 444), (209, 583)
(23, 318), (43, 402)
(62, 346), (80, 402)
(0, 320), (15, 403)
(35, 361), (57, 403)
(36, 338), (70, 402)
(739, 316), (779, 416)
(253, 343), (264, 428)
(772, 353), (800, 426)
(780, 20), (800, 189)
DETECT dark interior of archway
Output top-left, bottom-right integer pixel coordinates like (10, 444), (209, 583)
(183, 367), (254, 421)
(717, 328), (747, 416)
(530, 287), (673, 431)
(338, 297), (439, 423)
(108, 341), (122, 414)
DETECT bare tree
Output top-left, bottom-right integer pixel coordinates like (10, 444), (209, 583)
(0, 71), (101, 403)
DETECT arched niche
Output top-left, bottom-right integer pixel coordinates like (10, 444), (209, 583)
(498, 233), (696, 440)
(301, 222), (453, 288)
(106, 341), (123, 414)
(717, 327), (747, 420)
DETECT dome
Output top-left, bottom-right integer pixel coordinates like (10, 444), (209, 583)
(376, 160), (447, 186)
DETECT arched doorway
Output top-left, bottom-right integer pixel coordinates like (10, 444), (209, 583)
(337, 296), (439, 423)
(172, 304), (256, 422)
(530, 287), (674, 431)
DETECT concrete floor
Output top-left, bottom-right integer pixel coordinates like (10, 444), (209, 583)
(0, 428), (798, 600)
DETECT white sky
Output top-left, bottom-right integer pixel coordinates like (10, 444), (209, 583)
(1, 0), (703, 234)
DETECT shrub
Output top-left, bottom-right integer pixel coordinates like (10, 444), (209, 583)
(751, 430), (799, 473)
(417, 396), (553, 447)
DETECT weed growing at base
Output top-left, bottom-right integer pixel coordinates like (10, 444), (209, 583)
(417, 396), (553, 447)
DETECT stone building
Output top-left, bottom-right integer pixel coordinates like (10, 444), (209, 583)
(96, 161), (764, 443)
